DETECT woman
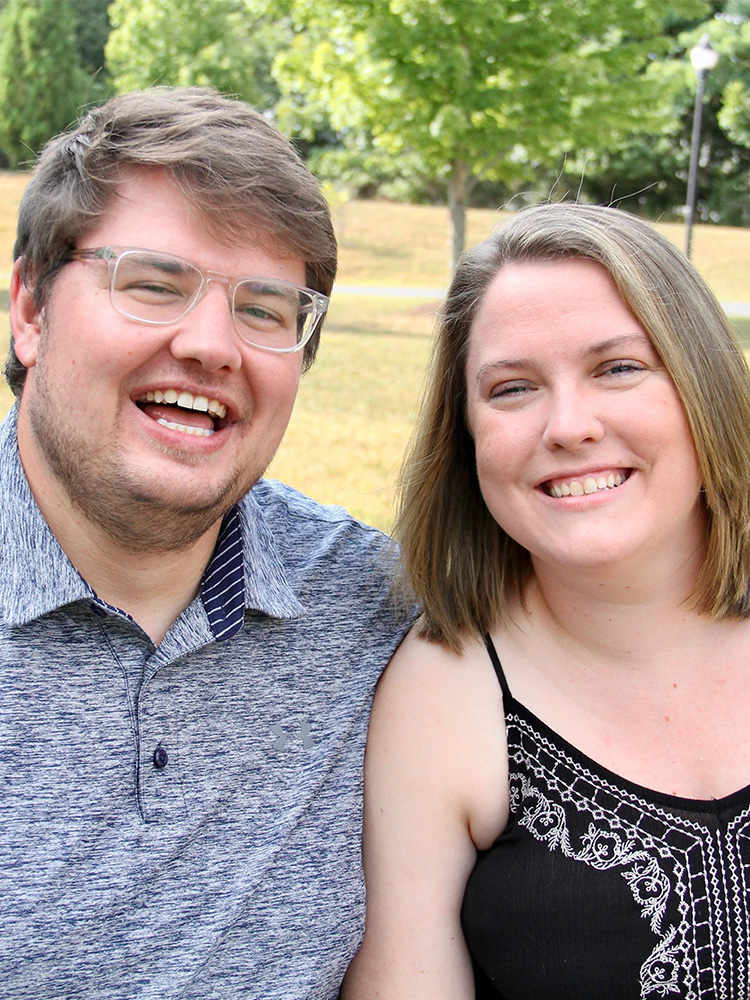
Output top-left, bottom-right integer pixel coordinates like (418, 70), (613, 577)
(342, 203), (750, 999)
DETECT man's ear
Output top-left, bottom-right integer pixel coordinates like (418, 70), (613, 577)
(9, 258), (43, 368)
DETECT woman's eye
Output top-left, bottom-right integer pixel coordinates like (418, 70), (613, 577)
(599, 360), (646, 377)
(490, 381), (533, 400)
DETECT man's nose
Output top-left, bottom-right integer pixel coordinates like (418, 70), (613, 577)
(168, 282), (243, 372)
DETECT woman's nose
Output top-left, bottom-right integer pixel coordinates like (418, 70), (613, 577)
(541, 386), (605, 450)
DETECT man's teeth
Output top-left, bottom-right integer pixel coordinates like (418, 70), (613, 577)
(548, 471), (626, 499)
(157, 418), (214, 437)
(143, 389), (227, 419)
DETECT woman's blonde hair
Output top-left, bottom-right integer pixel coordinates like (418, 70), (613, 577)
(396, 203), (750, 650)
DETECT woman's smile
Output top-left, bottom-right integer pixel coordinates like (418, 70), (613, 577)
(465, 258), (705, 573)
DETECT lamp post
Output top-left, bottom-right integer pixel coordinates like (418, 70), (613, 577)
(684, 35), (718, 259)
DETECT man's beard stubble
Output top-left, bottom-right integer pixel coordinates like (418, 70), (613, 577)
(26, 335), (250, 555)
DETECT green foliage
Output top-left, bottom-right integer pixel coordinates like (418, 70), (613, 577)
(106, 0), (290, 109)
(275, 0), (708, 259)
(280, 0), (707, 168)
(715, 10), (750, 147)
(0, 0), (90, 167)
(574, 0), (750, 225)
(72, 0), (111, 73)
(721, 76), (750, 145)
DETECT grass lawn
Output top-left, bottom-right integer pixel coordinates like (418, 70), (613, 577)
(0, 170), (748, 531)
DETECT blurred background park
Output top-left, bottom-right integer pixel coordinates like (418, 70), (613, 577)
(0, 0), (749, 530)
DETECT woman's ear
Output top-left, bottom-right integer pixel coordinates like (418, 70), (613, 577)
(9, 258), (43, 368)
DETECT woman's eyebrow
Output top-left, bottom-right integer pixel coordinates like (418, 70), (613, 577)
(474, 358), (533, 384)
(473, 333), (651, 385)
(584, 333), (652, 357)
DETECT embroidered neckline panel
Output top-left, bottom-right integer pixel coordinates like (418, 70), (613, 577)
(462, 701), (750, 999)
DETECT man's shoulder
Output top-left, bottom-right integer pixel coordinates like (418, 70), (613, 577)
(249, 478), (393, 553)
(243, 479), (416, 675)
(245, 478), (405, 609)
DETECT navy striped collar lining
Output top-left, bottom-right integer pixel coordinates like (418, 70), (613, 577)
(200, 507), (245, 641)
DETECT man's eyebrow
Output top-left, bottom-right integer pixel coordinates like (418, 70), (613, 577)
(140, 254), (186, 274)
(473, 333), (651, 385)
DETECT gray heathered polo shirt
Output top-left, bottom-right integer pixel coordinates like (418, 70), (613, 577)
(0, 406), (414, 999)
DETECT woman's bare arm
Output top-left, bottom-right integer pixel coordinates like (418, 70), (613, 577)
(342, 627), (508, 998)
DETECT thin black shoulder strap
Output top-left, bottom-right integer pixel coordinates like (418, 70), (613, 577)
(483, 633), (513, 702)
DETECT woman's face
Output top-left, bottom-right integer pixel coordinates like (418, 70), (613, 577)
(464, 257), (706, 576)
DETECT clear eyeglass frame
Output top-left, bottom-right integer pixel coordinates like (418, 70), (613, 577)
(66, 246), (329, 354)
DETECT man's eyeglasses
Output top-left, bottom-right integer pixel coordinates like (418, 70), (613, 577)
(66, 247), (329, 354)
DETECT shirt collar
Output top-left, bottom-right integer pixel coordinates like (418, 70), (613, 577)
(200, 499), (305, 642)
(0, 405), (304, 629)
(0, 406), (93, 626)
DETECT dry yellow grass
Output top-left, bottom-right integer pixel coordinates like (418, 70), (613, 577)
(333, 197), (750, 303)
(2, 169), (749, 296)
(0, 172), (27, 283)
(268, 299), (434, 528)
(0, 170), (748, 529)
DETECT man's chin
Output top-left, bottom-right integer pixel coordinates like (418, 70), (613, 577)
(67, 464), (258, 553)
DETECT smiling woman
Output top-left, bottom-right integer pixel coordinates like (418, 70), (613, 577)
(464, 257), (705, 581)
(397, 205), (750, 644)
(344, 203), (750, 1000)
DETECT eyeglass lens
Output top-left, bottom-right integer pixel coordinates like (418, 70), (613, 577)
(111, 251), (317, 350)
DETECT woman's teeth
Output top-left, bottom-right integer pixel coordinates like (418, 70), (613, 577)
(547, 471), (627, 498)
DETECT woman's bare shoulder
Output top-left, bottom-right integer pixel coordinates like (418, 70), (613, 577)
(372, 619), (509, 849)
(343, 623), (509, 999)
(383, 619), (497, 694)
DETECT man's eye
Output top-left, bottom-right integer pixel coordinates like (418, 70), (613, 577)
(139, 282), (179, 294)
(122, 281), (183, 299)
(235, 302), (285, 326)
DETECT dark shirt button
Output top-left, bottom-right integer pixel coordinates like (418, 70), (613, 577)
(153, 744), (169, 769)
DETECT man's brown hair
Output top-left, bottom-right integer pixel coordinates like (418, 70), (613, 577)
(7, 86), (337, 394)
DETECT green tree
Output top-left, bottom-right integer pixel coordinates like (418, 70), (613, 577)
(275, 0), (707, 265)
(73, 0), (112, 74)
(577, 0), (750, 226)
(0, 0), (89, 167)
(106, 0), (289, 110)
(713, 3), (750, 147)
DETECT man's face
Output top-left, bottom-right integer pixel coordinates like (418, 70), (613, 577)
(12, 168), (307, 552)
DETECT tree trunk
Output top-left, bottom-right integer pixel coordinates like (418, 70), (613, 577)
(448, 159), (468, 271)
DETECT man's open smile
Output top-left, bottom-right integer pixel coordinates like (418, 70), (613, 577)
(135, 387), (229, 437)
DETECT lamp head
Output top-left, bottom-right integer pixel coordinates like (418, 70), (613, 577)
(690, 34), (719, 73)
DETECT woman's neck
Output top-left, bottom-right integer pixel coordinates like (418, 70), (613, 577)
(523, 541), (709, 666)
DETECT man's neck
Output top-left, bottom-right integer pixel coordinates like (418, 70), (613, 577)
(15, 406), (226, 644)
(21, 454), (221, 645)
(71, 524), (222, 645)
(45, 495), (221, 644)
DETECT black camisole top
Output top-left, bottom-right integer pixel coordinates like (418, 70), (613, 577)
(460, 635), (750, 999)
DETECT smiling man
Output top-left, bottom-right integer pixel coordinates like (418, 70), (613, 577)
(0, 88), (412, 999)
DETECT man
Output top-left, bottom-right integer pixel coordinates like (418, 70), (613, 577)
(0, 88), (412, 999)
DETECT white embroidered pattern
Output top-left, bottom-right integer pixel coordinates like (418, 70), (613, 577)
(506, 710), (750, 1000)
(514, 776), (680, 996)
